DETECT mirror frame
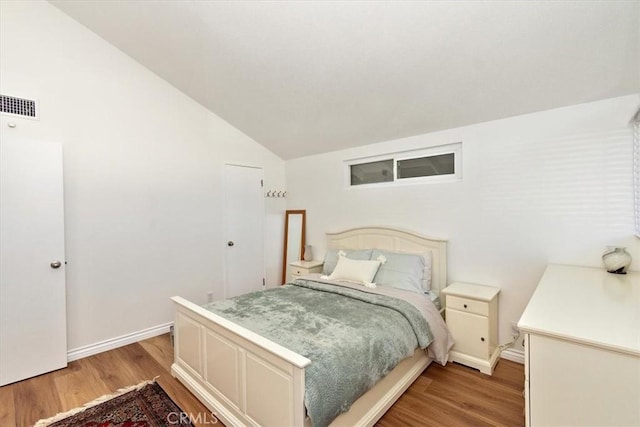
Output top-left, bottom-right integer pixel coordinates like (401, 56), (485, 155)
(282, 209), (306, 284)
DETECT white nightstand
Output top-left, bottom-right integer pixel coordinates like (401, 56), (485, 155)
(289, 260), (323, 280)
(442, 282), (500, 375)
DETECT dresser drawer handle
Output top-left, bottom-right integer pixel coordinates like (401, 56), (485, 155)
(463, 304), (468, 308)
(480, 337), (485, 342)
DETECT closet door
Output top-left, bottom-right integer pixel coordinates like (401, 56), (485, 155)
(0, 138), (67, 386)
(224, 164), (264, 298)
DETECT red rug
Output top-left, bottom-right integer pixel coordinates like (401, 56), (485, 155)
(34, 380), (195, 427)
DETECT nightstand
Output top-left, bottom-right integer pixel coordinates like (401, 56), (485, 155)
(442, 282), (500, 375)
(289, 260), (323, 280)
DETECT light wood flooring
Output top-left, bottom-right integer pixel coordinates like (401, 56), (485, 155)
(0, 334), (524, 426)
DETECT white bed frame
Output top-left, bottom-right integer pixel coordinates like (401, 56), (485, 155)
(171, 226), (447, 427)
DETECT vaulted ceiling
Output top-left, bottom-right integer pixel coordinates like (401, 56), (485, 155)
(51, 1), (640, 160)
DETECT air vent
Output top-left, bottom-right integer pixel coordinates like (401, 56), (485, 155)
(0, 94), (38, 119)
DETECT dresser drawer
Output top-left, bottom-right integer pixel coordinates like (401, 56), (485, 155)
(446, 295), (489, 316)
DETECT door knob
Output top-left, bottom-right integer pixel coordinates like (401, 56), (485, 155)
(227, 241), (234, 247)
(50, 261), (62, 269)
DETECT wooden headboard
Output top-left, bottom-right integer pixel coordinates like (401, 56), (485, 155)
(326, 226), (448, 294)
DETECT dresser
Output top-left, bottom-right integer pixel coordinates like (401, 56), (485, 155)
(518, 264), (640, 427)
(441, 282), (501, 375)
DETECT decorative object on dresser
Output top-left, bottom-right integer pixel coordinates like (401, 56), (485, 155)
(518, 264), (639, 427)
(601, 246), (632, 274)
(441, 282), (501, 375)
(289, 259), (323, 279)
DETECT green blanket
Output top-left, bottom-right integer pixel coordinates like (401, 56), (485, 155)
(204, 278), (434, 427)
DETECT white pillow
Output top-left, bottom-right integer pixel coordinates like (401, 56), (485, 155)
(326, 255), (382, 287)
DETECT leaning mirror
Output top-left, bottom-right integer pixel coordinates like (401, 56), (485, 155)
(282, 210), (306, 284)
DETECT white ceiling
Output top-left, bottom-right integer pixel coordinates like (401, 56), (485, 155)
(50, 1), (639, 160)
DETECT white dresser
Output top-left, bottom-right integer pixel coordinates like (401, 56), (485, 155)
(518, 264), (640, 427)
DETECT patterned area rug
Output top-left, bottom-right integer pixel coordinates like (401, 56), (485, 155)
(34, 380), (195, 427)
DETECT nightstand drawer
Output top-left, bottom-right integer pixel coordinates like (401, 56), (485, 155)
(292, 267), (306, 276)
(446, 295), (488, 316)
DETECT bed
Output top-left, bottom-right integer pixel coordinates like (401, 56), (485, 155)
(171, 226), (451, 426)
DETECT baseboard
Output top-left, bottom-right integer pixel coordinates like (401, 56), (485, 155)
(67, 322), (173, 362)
(501, 348), (525, 364)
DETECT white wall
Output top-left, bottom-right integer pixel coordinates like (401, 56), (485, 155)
(0, 1), (286, 351)
(2, 1), (637, 359)
(286, 95), (640, 346)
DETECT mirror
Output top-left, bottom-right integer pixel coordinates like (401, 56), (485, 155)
(282, 210), (306, 284)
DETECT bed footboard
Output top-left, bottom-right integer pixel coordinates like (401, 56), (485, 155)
(170, 296), (311, 427)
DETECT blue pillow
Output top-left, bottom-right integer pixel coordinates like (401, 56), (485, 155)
(371, 249), (425, 293)
(322, 249), (372, 275)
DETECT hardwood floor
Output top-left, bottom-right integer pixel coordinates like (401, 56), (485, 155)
(0, 334), (524, 426)
(379, 357), (525, 427)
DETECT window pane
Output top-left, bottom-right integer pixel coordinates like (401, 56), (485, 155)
(350, 159), (394, 185)
(397, 153), (455, 179)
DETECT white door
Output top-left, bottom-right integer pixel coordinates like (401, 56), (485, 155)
(224, 164), (264, 298)
(0, 138), (67, 386)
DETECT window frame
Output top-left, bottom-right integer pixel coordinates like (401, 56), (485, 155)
(345, 142), (462, 189)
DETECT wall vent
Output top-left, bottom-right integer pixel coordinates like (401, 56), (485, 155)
(0, 94), (39, 119)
